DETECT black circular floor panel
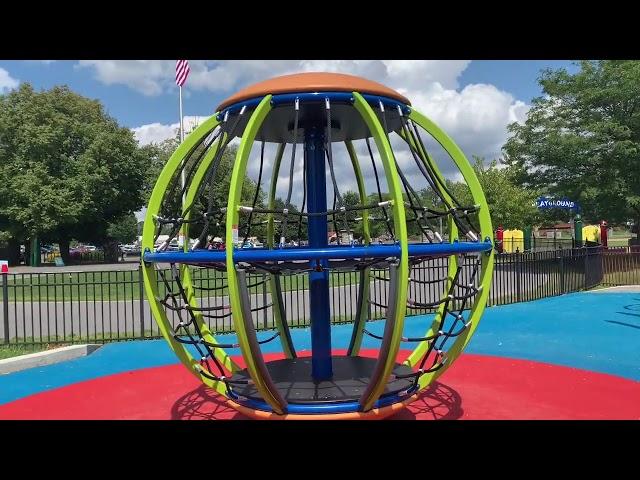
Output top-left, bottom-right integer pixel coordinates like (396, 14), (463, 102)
(232, 356), (415, 403)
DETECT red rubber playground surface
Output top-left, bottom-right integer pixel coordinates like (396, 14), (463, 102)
(1, 351), (639, 420)
(1, 291), (639, 420)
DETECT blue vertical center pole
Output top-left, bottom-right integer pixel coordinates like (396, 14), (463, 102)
(306, 126), (333, 381)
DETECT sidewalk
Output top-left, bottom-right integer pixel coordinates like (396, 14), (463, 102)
(9, 260), (140, 274)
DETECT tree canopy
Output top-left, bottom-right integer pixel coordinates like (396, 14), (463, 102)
(107, 213), (139, 244)
(0, 83), (154, 260)
(447, 157), (541, 230)
(503, 60), (640, 237)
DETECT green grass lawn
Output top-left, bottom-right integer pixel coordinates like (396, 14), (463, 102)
(1, 334), (157, 358)
(607, 237), (633, 247)
(606, 228), (636, 247)
(4, 330), (163, 348)
(0, 343), (52, 360)
(0, 269), (363, 302)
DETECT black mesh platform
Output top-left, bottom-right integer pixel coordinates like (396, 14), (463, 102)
(232, 356), (414, 403)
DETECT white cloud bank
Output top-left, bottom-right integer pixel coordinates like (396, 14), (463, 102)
(98, 60), (530, 203)
(114, 60), (527, 161)
(0, 68), (19, 93)
(132, 116), (210, 145)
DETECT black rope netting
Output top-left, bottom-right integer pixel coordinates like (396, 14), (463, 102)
(363, 252), (482, 384)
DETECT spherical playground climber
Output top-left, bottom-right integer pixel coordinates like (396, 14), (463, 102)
(141, 72), (495, 419)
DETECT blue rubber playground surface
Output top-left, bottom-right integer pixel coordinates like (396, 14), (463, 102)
(1, 290), (639, 406)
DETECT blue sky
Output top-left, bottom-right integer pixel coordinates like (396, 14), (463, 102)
(460, 60), (577, 103)
(0, 60), (576, 129)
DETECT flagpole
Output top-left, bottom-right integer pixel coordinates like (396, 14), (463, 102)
(176, 59), (190, 249)
(179, 84), (186, 248)
(179, 85), (185, 204)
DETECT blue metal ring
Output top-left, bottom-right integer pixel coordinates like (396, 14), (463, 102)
(227, 384), (420, 415)
(143, 241), (493, 264)
(216, 91), (412, 121)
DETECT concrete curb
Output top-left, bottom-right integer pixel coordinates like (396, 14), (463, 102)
(0, 344), (103, 375)
(590, 285), (640, 293)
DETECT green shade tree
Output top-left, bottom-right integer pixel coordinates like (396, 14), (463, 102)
(268, 197), (305, 243)
(503, 60), (640, 240)
(447, 157), (541, 230)
(178, 144), (263, 243)
(0, 83), (154, 263)
(107, 213), (139, 244)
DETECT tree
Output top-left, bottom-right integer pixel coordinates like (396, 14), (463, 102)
(134, 133), (279, 246)
(365, 191), (394, 240)
(141, 134), (180, 204)
(175, 144), (264, 242)
(268, 197), (306, 243)
(336, 190), (360, 239)
(0, 83), (154, 262)
(447, 157), (541, 230)
(107, 213), (139, 244)
(503, 60), (640, 239)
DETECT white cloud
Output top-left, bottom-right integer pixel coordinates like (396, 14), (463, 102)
(0, 67), (19, 93)
(132, 122), (177, 145)
(132, 116), (210, 145)
(89, 60), (530, 158)
(386, 60), (470, 90)
(409, 82), (529, 162)
(77, 60), (174, 96)
(118, 61), (527, 159)
(77, 60), (472, 99)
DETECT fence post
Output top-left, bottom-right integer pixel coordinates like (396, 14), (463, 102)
(584, 249), (588, 290)
(516, 254), (522, 302)
(138, 265), (145, 337)
(262, 273), (268, 330)
(559, 253), (565, 294)
(2, 272), (9, 344)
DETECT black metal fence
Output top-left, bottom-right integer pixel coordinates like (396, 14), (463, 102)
(2, 246), (638, 347)
(601, 246), (640, 286)
(488, 247), (604, 304)
(497, 237), (585, 253)
(41, 250), (139, 266)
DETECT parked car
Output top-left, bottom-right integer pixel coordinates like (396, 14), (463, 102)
(166, 240), (180, 251)
(120, 244), (141, 255)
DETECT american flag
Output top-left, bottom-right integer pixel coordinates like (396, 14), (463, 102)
(175, 60), (190, 87)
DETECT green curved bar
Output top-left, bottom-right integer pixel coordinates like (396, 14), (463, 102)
(352, 92), (409, 411)
(403, 108), (495, 390)
(345, 140), (371, 356)
(181, 134), (240, 373)
(142, 115), (230, 396)
(225, 95), (287, 414)
(266, 143), (286, 248)
(345, 141), (371, 244)
(264, 143), (295, 358)
(397, 127), (460, 368)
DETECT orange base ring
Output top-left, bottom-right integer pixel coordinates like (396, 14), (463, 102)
(225, 393), (421, 420)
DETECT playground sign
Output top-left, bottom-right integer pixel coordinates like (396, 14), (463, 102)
(535, 196), (580, 210)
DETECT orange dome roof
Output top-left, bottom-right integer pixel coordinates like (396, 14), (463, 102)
(216, 72), (410, 111)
